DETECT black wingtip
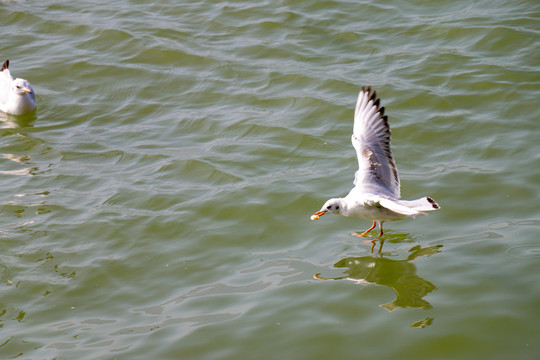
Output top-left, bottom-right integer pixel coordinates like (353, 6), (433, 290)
(361, 86), (380, 105)
(427, 197), (440, 209)
(361, 86), (386, 117)
(1, 59), (9, 72)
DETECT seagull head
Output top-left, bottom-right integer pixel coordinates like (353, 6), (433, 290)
(11, 78), (34, 96)
(311, 198), (345, 220)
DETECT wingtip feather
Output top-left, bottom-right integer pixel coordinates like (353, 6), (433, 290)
(427, 197), (440, 209)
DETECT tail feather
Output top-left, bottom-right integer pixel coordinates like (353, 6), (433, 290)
(397, 197), (440, 212)
(379, 198), (421, 215)
(378, 196), (440, 216)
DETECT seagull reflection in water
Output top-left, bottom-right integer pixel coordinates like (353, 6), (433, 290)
(315, 244), (442, 312)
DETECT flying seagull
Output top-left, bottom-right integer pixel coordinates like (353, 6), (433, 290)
(311, 87), (439, 247)
(0, 59), (37, 115)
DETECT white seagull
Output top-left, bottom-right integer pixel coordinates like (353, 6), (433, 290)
(311, 87), (439, 242)
(0, 59), (37, 115)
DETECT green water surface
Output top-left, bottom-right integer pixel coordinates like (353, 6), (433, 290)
(1, 0), (540, 359)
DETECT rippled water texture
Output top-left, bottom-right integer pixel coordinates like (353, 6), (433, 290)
(1, 0), (540, 359)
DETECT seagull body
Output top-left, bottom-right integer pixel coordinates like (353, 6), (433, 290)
(311, 87), (439, 240)
(0, 59), (37, 115)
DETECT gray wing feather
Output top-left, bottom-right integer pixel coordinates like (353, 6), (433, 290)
(351, 87), (400, 198)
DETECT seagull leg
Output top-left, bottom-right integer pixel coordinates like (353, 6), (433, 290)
(374, 222), (384, 239)
(352, 221), (376, 237)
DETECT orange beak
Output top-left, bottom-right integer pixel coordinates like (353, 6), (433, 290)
(310, 210), (327, 220)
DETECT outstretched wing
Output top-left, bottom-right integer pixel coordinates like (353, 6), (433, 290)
(351, 87), (400, 198)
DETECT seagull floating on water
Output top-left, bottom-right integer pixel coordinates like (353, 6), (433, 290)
(0, 59), (36, 115)
(311, 87), (439, 247)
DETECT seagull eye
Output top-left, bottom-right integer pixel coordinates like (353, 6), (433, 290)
(327, 205), (331, 209)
